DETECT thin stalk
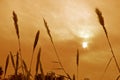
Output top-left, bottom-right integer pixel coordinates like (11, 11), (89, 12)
(95, 8), (120, 73)
(53, 42), (67, 74)
(18, 35), (25, 75)
(29, 30), (40, 74)
(29, 52), (34, 72)
(13, 11), (24, 74)
(43, 18), (72, 80)
(77, 66), (78, 80)
(99, 57), (113, 80)
(105, 34), (120, 72)
(76, 49), (79, 80)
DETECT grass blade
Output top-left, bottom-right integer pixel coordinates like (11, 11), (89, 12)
(40, 61), (44, 75)
(39, 60), (44, 80)
(104, 57), (113, 73)
(29, 30), (40, 75)
(116, 75), (120, 80)
(36, 48), (41, 75)
(13, 11), (19, 39)
(4, 54), (9, 77)
(22, 60), (28, 73)
(33, 30), (40, 52)
(76, 49), (79, 80)
(73, 74), (75, 80)
(66, 73), (72, 80)
(99, 57), (113, 80)
(15, 52), (19, 75)
(76, 49), (79, 66)
(10, 52), (15, 70)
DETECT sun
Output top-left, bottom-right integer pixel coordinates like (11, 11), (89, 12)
(82, 42), (88, 48)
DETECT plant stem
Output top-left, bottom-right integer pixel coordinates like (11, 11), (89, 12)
(103, 25), (120, 73)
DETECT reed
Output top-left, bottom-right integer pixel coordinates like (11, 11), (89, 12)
(43, 18), (72, 80)
(29, 30), (40, 76)
(95, 8), (120, 73)
(76, 49), (79, 80)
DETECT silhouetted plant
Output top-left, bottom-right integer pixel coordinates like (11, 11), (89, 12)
(0, 66), (3, 79)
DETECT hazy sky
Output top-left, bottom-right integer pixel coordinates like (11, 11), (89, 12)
(0, 0), (120, 80)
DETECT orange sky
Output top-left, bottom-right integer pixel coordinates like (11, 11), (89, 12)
(0, 0), (120, 80)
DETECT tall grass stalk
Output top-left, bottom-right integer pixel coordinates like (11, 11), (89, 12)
(95, 8), (120, 73)
(13, 11), (21, 58)
(76, 49), (79, 80)
(13, 11), (24, 74)
(29, 30), (40, 74)
(43, 18), (72, 80)
(99, 57), (113, 80)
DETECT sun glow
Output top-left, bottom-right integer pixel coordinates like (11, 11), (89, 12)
(82, 42), (88, 48)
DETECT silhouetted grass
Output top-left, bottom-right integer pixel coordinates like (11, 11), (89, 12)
(1, 7), (119, 80)
(95, 8), (120, 79)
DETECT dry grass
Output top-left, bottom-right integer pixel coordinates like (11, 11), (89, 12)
(1, 8), (119, 80)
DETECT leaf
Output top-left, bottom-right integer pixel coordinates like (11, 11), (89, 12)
(36, 48), (41, 75)
(4, 54), (9, 77)
(33, 30), (40, 52)
(10, 52), (15, 70)
(13, 11), (19, 39)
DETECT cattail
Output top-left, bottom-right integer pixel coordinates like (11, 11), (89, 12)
(4, 54), (9, 77)
(13, 11), (19, 39)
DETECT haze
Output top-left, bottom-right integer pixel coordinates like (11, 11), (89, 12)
(0, 0), (120, 80)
